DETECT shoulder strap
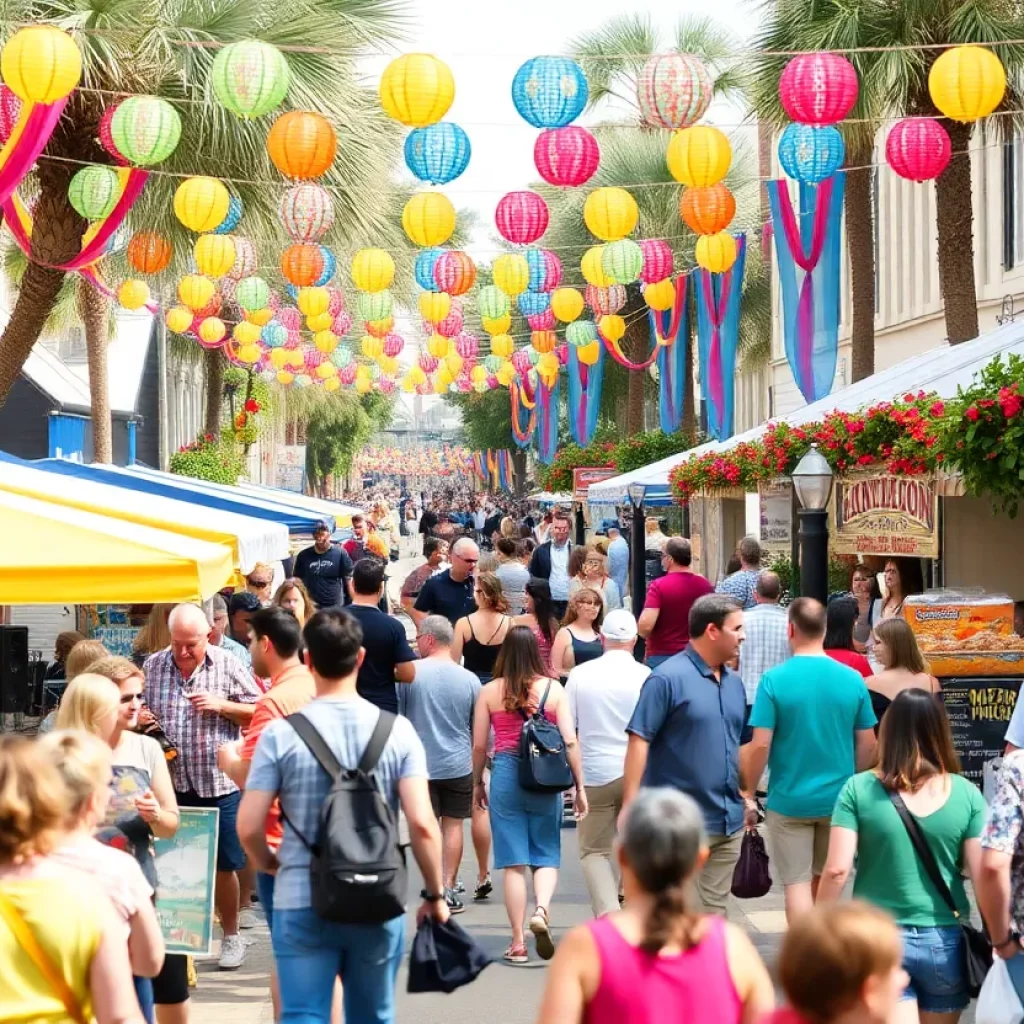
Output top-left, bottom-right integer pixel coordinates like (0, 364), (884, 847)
(359, 710), (396, 775)
(467, 616), (478, 642)
(484, 617), (507, 645)
(286, 713), (342, 781)
(537, 679), (553, 714)
(0, 891), (89, 1024)
(886, 789), (960, 918)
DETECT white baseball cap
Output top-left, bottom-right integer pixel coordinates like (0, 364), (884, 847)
(601, 609), (638, 642)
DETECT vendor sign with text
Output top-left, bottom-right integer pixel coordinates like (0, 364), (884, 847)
(832, 472), (939, 558)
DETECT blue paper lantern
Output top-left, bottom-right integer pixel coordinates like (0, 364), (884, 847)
(314, 246), (337, 287)
(213, 195), (242, 235)
(404, 122), (471, 185)
(262, 322), (287, 348)
(415, 247), (446, 290)
(512, 57), (588, 129)
(518, 290), (551, 317)
(778, 124), (845, 184)
(526, 247), (562, 292)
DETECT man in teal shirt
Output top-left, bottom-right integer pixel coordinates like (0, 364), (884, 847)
(742, 597), (876, 923)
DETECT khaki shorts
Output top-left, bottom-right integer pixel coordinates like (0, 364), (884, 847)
(766, 811), (832, 885)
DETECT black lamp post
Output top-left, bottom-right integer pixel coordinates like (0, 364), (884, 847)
(792, 443), (834, 605)
(628, 482), (648, 621)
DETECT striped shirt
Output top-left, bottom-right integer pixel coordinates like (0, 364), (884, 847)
(738, 603), (791, 705)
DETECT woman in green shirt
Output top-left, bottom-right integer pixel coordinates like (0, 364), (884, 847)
(818, 688), (985, 1024)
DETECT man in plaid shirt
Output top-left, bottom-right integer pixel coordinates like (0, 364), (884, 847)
(737, 573), (790, 708)
(145, 602), (262, 970)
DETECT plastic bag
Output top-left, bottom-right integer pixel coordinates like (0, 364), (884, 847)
(731, 828), (772, 899)
(977, 957), (1024, 1024)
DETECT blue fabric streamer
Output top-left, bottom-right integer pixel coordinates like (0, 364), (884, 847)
(653, 274), (691, 434)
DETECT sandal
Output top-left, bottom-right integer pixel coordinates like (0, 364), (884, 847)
(474, 874), (493, 901)
(503, 942), (529, 964)
(529, 905), (555, 961)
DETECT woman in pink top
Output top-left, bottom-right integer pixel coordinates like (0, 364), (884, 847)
(473, 627), (587, 965)
(513, 579), (560, 677)
(535, 788), (773, 1024)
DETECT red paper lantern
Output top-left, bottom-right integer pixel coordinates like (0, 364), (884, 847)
(98, 103), (130, 165)
(779, 53), (858, 126)
(433, 250), (477, 296)
(527, 309), (556, 331)
(435, 305), (464, 338)
(383, 332), (405, 358)
(0, 86), (23, 144)
(639, 239), (674, 284)
(885, 117), (952, 183)
(680, 183), (736, 235)
(495, 190), (549, 245)
(534, 125), (600, 187)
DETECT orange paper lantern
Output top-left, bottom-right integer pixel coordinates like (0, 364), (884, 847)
(267, 111), (337, 180)
(679, 184), (736, 236)
(531, 329), (557, 354)
(127, 231), (172, 275)
(280, 243), (325, 287)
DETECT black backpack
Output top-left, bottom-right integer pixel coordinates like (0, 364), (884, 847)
(517, 681), (573, 793)
(281, 710), (407, 924)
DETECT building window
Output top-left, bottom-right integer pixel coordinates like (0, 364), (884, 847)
(1003, 135), (1024, 270)
(872, 166), (880, 313)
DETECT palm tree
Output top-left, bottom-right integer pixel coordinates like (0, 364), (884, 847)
(0, 0), (409, 447)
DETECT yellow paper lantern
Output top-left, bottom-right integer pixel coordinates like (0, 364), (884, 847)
(356, 377), (373, 394)
(307, 312), (334, 332)
(581, 246), (613, 288)
(379, 355), (398, 375)
(481, 313), (512, 336)
(436, 365), (454, 390)
(551, 287), (585, 322)
(644, 278), (675, 312)
(174, 177), (230, 233)
(198, 317), (227, 346)
(578, 341), (601, 366)
(496, 361), (517, 387)
(1, 26), (82, 104)
(695, 231), (738, 274)
(470, 365), (488, 384)
(445, 352), (464, 376)
(194, 234), (237, 278)
(491, 333), (514, 359)
(314, 330), (339, 353)
(583, 187), (638, 242)
(270, 348), (290, 369)
(929, 45), (1006, 123)
(245, 308), (275, 327)
(351, 248), (396, 292)
(276, 370), (295, 385)
(408, 365), (427, 386)
(233, 321), (262, 345)
(117, 279), (149, 311)
(427, 334), (449, 359)
(361, 335), (384, 359)
(379, 54), (455, 127)
(537, 351), (559, 375)
(324, 376), (340, 392)
(599, 314), (626, 343)
(178, 274), (215, 311)
(366, 316), (394, 339)
(316, 362), (337, 380)
(287, 349), (305, 369)
(402, 192), (456, 247)
(236, 342), (261, 364)
(165, 305), (193, 333)
(493, 253), (530, 296)
(667, 126), (732, 187)
(418, 291), (451, 323)
(297, 286), (329, 318)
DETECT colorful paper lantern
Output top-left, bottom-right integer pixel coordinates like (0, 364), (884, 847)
(528, 309), (557, 332)
(637, 53), (713, 130)
(174, 177), (230, 233)
(583, 187), (638, 241)
(211, 40), (290, 119)
(780, 52), (858, 126)
(213, 195), (243, 235)
(332, 311), (353, 337)
(313, 246), (336, 287)
(531, 330), (557, 354)
(512, 56), (588, 128)
(581, 246), (613, 288)
(433, 251), (476, 296)
(577, 341), (600, 366)
(597, 314), (625, 344)
(455, 333), (479, 360)
(495, 191), (549, 245)
(365, 316), (394, 338)
(0, 86), (22, 144)
(928, 45), (1006, 123)
(194, 292), (223, 320)
(639, 239), (674, 284)
(415, 248), (446, 290)
(534, 125), (600, 187)
(586, 284), (626, 316)
(127, 231), (171, 274)
(695, 231), (738, 274)
(96, 104), (128, 165)
(885, 118), (951, 183)
(281, 243), (325, 287)
(194, 234), (236, 278)
(165, 306), (193, 333)
(602, 239), (643, 285)
(117, 279), (149, 311)
(491, 334), (514, 359)
(778, 124), (845, 184)
(233, 321), (262, 345)
(427, 334), (450, 359)
(235, 342), (262, 363)
(380, 53), (455, 127)
(566, 321), (598, 347)
(279, 182), (334, 242)
(111, 96), (182, 166)
(235, 276), (269, 312)
(404, 122), (471, 184)
(445, 352), (464, 376)
(418, 291), (451, 323)
(228, 237), (258, 279)
(351, 248), (395, 293)
(644, 279), (675, 312)
(418, 353), (439, 374)
(178, 275), (216, 311)
(680, 183), (736, 236)
(477, 285), (510, 320)
(403, 192), (456, 247)
(435, 306), (464, 338)
(198, 317), (227, 347)
(297, 286), (330, 318)
(525, 248), (562, 293)
(358, 290), (394, 322)
(518, 291), (550, 317)
(246, 308), (274, 328)
(331, 346), (353, 368)
(267, 111), (337, 179)
(383, 333), (405, 358)
(493, 254), (530, 296)
(551, 287), (584, 322)
(1, 26), (81, 104)
(262, 322), (287, 348)
(667, 126), (732, 187)
(68, 166), (120, 220)
(313, 330), (339, 353)
(481, 313), (512, 336)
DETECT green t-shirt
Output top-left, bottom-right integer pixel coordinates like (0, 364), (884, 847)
(832, 771), (987, 926)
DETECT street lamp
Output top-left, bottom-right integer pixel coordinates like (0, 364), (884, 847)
(627, 482), (648, 625)
(792, 443), (834, 604)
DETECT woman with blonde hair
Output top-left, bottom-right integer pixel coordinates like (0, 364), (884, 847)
(39, 638), (110, 734)
(867, 617), (940, 727)
(54, 670), (121, 742)
(452, 572), (513, 684)
(133, 605), (173, 666)
(273, 577), (315, 624)
(0, 734), (145, 1024)
(550, 589), (605, 679)
(568, 549), (622, 612)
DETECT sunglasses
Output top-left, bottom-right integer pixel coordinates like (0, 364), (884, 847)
(247, 579), (271, 590)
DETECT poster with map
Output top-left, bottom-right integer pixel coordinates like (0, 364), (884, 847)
(154, 809), (219, 955)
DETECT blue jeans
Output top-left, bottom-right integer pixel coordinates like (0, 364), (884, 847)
(646, 654), (675, 670)
(1006, 949), (1024, 1004)
(273, 907), (404, 1024)
(133, 976), (155, 1024)
(899, 925), (970, 1013)
(255, 872), (275, 934)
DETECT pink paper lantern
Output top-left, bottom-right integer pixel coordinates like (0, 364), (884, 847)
(511, 348), (532, 374)
(885, 117), (951, 183)
(339, 365), (357, 385)
(331, 311), (353, 336)
(327, 287), (345, 315)
(637, 53), (713, 130)
(418, 353), (439, 374)
(304, 347), (327, 371)
(534, 126), (600, 187)
(586, 284), (627, 315)
(277, 306), (301, 330)
(527, 309), (557, 331)
(495, 191), (549, 245)
(639, 239), (674, 284)
(0, 86), (23, 145)
(435, 305), (464, 338)
(379, 377), (397, 394)
(555, 343), (568, 366)
(779, 52), (859, 126)
(455, 333), (478, 359)
(487, 374), (499, 389)
(284, 332), (301, 349)
(383, 332), (405, 358)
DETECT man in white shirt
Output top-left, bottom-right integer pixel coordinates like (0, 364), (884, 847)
(530, 516), (573, 619)
(565, 609), (650, 916)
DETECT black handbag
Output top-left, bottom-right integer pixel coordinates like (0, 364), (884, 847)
(517, 681), (573, 793)
(731, 829), (772, 899)
(887, 789), (992, 996)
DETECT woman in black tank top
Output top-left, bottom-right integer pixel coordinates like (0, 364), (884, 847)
(452, 573), (512, 682)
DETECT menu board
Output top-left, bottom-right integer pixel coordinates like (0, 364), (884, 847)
(941, 676), (1022, 786)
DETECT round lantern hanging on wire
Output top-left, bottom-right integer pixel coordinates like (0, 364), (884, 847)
(111, 96), (182, 166)
(174, 177), (231, 233)
(495, 191), (549, 245)
(403, 192), (456, 247)
(525, 248), (562, 293)
(212, 39), (291, 119)
(404, 122), (471, 184)
(885, 117), (951, 182)
(68, 165), (120, 221)
(1, 25), (82, 104)
(928, 45), (1006, 123)
(639, 239), (674, 284)
(667, 126), (732, 187)
(379, 53), (455, 127)
(279, 183), (334, 243)
(637, 53), (713, 130)
(778, 124), (845, 184)
(98, 104), (128, 165)
(512, 56), (588, 128)
(533, 125), (600, 187)
(680, 183), (736, 235)
(213, 195), (243, 235)
(267, 111), (337, 179)
(779, 52), (859, 126)
(128, 231), (172, 275)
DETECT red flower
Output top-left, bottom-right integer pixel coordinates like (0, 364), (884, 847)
(244, 398), (261, 414)
(929, 401), (945, 417)
(999, 389), (1022, 419)
(965, 406), (980, 422)
(857, 454), (873, 466)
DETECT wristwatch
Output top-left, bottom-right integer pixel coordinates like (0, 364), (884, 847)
(420, 889), (444, 903)
(995, 931), (1020, 950)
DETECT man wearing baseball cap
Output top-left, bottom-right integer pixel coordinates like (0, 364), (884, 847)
(563, 609), (650, 917)
(293, 520), (353, 609)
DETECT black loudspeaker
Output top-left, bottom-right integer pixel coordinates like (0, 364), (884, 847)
(0, 626), (30, 714)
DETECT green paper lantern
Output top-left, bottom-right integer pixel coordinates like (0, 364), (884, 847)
(212, 40), (291, 120)
(330, 345), (353, 368)
(484, 354), (503, 373)
(566, 320), (598, 347)
(111, 96), (182, 166)
(526, 346), (541, 365)
(358, 290), (393, 322)
(601, 239), (643, 285)
(477, 284), (510, 320)
(235, 276), (270, 312)
(68, 165), (120, 220)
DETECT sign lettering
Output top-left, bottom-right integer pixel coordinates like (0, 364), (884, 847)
(573, 467), (617, 503)
(832, 472), (939, 558)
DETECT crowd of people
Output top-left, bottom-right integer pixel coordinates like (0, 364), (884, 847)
(7, 496), (1024, 1024)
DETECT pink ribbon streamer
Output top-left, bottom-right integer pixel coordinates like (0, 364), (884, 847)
(0, 99), (68, 205)
(699, 268), (733, 431)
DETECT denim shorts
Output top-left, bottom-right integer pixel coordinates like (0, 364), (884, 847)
(900, 925), (970, 1013)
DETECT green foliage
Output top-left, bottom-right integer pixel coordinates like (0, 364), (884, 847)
(446, 388), (520, 452)
(170, 433), (244, 484)
(764, 552), (854, 603)
(611, 430), (695, 474)
(304, 393), (395, 494)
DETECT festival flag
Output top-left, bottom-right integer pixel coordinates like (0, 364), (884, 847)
(536, 375), (560, 465)
(651, 274), (691, 434)
(510, 377), (536, 448)
(567, 341), (604, 447)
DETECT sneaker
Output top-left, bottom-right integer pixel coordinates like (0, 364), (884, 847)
(503, 942), (529, 964)
(529, 907), (555, 961)
(238, 906), (260, 930)
(219, 934), (247, 970)
(445, 889), (465, 915)
(454, 876), (465, 895)
(473, 875), (493, 901)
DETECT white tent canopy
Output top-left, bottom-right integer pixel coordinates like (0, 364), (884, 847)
(590, 318), (1024, 507)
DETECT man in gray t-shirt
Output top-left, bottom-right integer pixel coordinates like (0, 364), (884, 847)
(401, 615), (481, 911)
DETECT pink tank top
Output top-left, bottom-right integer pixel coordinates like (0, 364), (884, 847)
(583, 914), (742, 1024)
(529, 623), (555, 676)
(491, 699), (557, 755)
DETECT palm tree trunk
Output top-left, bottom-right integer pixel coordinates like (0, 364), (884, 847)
(845, 155), (876, 382)
(935, 120), (980, 344)
(204, 347), (225, 438)
(511, 448), (528, 497)
(78, 280), (112, 463)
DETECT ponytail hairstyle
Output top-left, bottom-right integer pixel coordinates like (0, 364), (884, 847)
(619, 788), (707, 954)
(524, 578), (559, 643)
